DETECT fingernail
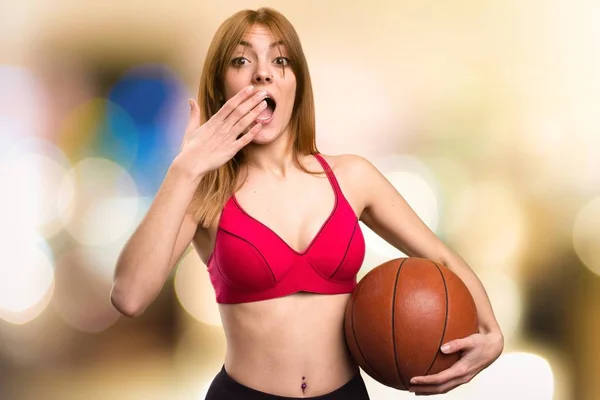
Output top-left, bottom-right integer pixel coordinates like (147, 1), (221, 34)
(441, 344), (450, 352)
(246, 85), (254, 92)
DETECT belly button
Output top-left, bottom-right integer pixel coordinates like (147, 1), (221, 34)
(301, 376), (307, 393)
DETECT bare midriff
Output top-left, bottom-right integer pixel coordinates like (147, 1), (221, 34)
(219, 292), (359, 397)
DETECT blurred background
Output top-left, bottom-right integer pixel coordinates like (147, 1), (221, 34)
(1, 0), (599, 399)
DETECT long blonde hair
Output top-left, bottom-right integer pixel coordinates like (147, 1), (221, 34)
(190, 8), (319, 228)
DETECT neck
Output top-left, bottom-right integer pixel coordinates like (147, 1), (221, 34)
(243, 131), (296, 178)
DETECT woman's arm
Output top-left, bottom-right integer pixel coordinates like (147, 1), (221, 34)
(362, 194), (501, 335)
(110, 89), (268, 318)
(110, 160), (202, 318)
(346, 154), (502, 335)
(344, 154), (503, 393)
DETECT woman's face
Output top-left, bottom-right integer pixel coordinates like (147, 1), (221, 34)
(222, 24), (297, 144)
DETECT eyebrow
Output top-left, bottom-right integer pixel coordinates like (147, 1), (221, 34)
(238, 39), (285, 49)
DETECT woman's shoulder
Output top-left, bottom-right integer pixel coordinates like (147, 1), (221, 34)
(318, 153), (378, 179)
(316, 153), (380, 212)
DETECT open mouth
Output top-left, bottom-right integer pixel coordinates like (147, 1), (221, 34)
(264, 96), (276, 110)
(256, 95), (276, 124)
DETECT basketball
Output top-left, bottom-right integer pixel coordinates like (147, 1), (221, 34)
(344, 257), (478, 390)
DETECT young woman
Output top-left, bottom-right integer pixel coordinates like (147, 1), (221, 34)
(110, 7), (504, 399)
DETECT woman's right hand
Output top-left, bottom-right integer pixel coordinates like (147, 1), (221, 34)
(175, 85), (269, 179)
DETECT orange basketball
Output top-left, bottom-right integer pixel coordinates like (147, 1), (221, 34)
(344, 257), (478, 390)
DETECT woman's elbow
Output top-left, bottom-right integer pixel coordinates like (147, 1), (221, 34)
(109, 285), (146, 318)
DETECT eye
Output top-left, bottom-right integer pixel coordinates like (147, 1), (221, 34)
(274, 57), (291, 66)
(231, 57), (249, 67)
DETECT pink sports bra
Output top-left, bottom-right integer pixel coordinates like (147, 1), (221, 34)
(206, 153), (365, 304)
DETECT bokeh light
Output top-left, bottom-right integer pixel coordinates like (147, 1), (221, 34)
(478, 270), (522, 344)
(0, 65), (48, 153)
(573, 196), (600, 276)
(57, 157), (140, 247)
(468, 352), (554, 400)
(57, 98), (139, 167)
(52, 247), (121, 333)
(174, 249), (222, 327)
(444, 180), (526, 275)
(422, 156), (473, 220)
(519, 110), (600, 196)
(174, 323), (227, 381)
(0, 233), (54, 324)
(0, 137), (72, 239)
(107, 64), (188, 196)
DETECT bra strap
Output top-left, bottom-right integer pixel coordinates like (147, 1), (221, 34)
(313, 153), (342, 195)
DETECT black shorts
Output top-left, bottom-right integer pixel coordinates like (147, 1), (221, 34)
(205, 365), (371, 399)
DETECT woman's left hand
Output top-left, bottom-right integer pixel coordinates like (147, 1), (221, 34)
(408, 331), (504, 396)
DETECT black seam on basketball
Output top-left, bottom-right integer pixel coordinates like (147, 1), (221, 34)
(424, 260), (449, 376)
(351, 279), (387, 385)
(392, 258), (409, 390)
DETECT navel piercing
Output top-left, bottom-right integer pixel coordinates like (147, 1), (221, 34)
(301, 376), (307, 393)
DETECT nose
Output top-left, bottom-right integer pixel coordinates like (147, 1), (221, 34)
(252, 70), (273, 84)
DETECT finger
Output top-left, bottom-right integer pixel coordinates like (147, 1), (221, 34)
(410, 361), (469, 385)
(185, 98), (201, 133)
(229, 100), (268, 138)
(440, 335), (476, 354)
(233, 123), (262, 150)
(410, 376), (469, 396)
(220, 89), (268, 132)
(212, 85), (256, 122)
